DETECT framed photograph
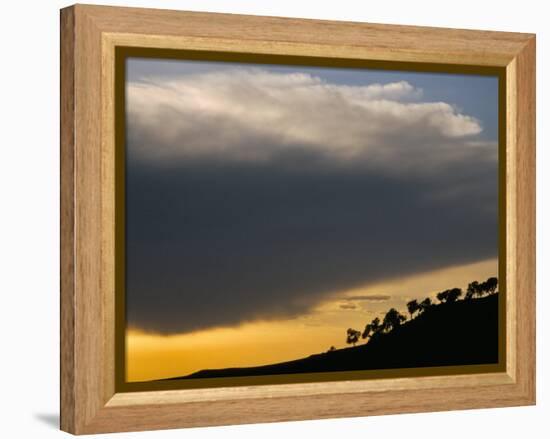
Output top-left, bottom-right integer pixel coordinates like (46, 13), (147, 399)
(60, 4), (536, 434)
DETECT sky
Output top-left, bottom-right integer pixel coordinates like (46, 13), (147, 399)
(124, 57), (499, 382)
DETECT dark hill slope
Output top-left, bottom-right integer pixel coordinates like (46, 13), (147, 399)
(174, 294), (499, 380)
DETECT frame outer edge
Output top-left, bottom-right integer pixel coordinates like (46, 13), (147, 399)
(60, 5), (537, 434)
(62, 5), (110, 434)
(76, 4), (107, 433)
(60, 5), (76, 434)
(514, 36), (536, 403)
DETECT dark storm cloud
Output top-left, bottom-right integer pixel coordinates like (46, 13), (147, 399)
(125, 69), (498, 334)
(126, 157), (497, 333)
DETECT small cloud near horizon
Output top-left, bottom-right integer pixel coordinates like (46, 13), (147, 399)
(341, 294), (392, 302)
(339, 303), (358, 310)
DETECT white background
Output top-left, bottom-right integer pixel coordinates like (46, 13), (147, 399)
(0, 0), (547, 437)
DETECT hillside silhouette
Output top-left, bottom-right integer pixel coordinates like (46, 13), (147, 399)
(171, 291), (499, 380)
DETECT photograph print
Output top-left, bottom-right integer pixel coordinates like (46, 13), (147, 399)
(121, 53), (502, 387)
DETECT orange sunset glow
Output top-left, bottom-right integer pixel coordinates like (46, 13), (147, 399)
(127, 258), (497, 382)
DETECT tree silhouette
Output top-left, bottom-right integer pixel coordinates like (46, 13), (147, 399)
(437, 288), (462, 304)
(406, 299), (420, 320)
(477, 282), (485, 297)
(466, 281), (482, 300)
(336, 277), (499, 362)
(346, 328), (361, 346)
(362, 323), (372, 340)
(366, 317), (383, 342)
(444, 288), (462, 303)
(382, 308), (407, 333)
(370, 317), (381, 332)
(478, 281), (488, 296)
(449, 288), (462, 302)
(419, 297), (432, 313)
(485, 277), (498, 295)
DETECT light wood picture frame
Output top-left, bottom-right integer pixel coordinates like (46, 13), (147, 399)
(60, 4), (536, 435)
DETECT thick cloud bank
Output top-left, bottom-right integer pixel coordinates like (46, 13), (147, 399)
(125, 69), (498, 334)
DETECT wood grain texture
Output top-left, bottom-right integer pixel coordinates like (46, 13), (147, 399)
(100, 21), (116, 407)
(83, 4), (531, 66)
(75, 8), (104, 429)
(107, 372), (514, 407)
(60, 6), (75, 433)
(60, 4), (536, 434)
(513, 37), (536, 399)
(505, 58), (518, 382)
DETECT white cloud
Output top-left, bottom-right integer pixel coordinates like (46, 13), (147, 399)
(127, 69), (491, 175)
